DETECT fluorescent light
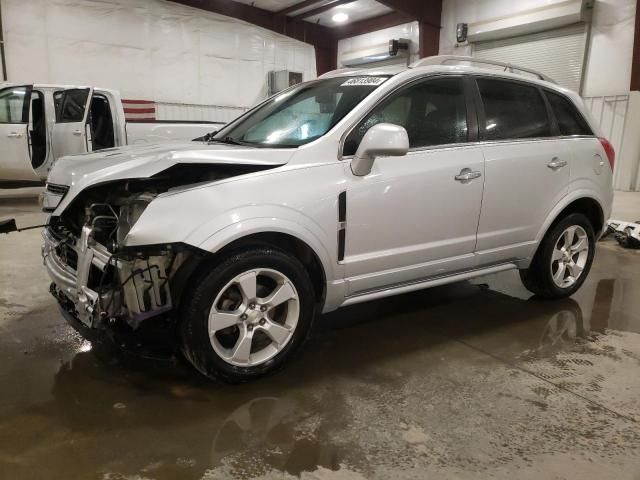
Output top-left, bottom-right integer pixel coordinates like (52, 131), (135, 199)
(332, 12), (349, 23)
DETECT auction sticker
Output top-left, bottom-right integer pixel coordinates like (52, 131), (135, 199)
(341, 77), (387, 86)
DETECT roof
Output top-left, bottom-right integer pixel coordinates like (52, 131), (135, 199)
(319, 55), (565, 93)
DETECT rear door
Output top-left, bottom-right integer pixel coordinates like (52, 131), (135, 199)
(0, 85), (40, 183)
(473, 77), (570, 265)
(52, 87), (93, 159)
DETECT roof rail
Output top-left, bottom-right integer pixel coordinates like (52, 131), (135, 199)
(410, 55), (556, 84)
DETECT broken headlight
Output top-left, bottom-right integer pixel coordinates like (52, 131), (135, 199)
(115, 192), (156, 246)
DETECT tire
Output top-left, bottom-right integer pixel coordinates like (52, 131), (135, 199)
(179, 247), (316, 384)
(520, 213), (596, 299)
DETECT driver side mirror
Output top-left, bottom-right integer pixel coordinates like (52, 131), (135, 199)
(351, 123), (409, 176)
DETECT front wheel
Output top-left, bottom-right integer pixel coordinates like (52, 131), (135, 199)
(180, 247), (316, 383)
(520, 213), (596, 299)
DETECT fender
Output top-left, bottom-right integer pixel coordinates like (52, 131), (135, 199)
(194, 208), (340, 283)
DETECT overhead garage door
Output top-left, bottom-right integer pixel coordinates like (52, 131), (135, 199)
(473, 23), (588, 93)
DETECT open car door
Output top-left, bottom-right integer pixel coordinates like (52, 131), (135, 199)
(0, 85), (41, 186)
(52, 87), (93, 160)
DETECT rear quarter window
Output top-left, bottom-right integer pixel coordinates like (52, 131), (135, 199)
(545, 90), (593, 136)
(477, 78), (551, 140)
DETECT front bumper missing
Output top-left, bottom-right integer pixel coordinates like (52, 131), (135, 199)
(42, 224), (175, 329)
(42, 225), (112, 327)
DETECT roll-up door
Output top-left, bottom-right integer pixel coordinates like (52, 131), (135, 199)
(473, 23), (588, 93)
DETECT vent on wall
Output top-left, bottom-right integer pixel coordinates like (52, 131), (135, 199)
(268, 70), (303, 96)
(341, 38), (410, 68)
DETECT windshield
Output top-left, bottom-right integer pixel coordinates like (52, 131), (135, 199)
(213, 76), (389, 148)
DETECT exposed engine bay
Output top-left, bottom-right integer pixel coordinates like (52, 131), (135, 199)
(42, 163), (273, 331)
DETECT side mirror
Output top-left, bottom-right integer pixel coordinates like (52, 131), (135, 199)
(351, 123), (409, 176)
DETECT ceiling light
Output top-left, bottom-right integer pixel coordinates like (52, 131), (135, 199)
(332, 12), (349, 23)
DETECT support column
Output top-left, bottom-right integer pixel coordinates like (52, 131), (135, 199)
(632, 0), (640, 91)
(419, 20), (441, 58)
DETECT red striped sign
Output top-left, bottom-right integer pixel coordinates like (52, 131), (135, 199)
(122, 99), (156, 121)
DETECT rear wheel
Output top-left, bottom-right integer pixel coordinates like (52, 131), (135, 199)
(520, 213), (595, 299)
(180, 247), (315, 383)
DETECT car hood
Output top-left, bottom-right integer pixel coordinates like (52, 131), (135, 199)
(48, 142), (294, 212)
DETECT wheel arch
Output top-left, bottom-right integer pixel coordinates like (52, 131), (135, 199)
(542, 196), (605, 240)
(193, 218), (335, 307)
(530, 194), (605, 265)
(213, 231), (328, 305)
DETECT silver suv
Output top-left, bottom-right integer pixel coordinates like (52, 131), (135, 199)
(40, 56), (614, 383)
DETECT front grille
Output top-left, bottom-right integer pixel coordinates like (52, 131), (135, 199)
(46, 183), (70, 196)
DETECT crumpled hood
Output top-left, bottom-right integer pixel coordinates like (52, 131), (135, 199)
(48, 142), (293, 212)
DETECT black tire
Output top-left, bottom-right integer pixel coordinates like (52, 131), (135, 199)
(520, 213), (596, 299)
(179, 247), (316, 384)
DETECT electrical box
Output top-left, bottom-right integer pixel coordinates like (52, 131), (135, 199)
(268, 70), (303, 96)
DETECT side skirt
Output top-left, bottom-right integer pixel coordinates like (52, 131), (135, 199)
(340, 263), (518, 307)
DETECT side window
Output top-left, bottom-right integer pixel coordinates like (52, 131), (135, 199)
(0, 86), (30, 124)
(545, 91), (593, 136)
(56, 88), (90, 123)
(344, 77), (468, 156)
(477, 79), (551, 140)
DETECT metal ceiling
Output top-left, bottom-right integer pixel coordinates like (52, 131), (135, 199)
(232, 0), (393, 25)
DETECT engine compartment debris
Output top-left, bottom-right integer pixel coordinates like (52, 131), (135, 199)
(605, 219), (640, 249)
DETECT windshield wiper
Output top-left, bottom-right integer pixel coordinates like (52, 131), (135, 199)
(213, 136), (244, 146)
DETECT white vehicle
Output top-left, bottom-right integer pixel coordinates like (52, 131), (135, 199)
(0, 84), (222, 187)
(33, 56), (613, 383)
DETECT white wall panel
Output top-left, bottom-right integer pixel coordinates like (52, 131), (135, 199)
(2, 0), (316, 112)
(581, 0), (636, 97)
(155, 102), (248, 123)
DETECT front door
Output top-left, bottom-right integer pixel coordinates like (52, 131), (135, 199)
(342, 76), (484, 295)
(52, 87), (93, 159)
(0, 85), (41, 184)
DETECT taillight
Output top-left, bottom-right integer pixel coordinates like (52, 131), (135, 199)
(598, 137), (615, 171)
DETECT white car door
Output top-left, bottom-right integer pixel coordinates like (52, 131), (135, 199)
(52, 87), (93, 159)
(473, 77), (570, 265)
(0, 85), (41, 185)
(342, 76), (485, 295)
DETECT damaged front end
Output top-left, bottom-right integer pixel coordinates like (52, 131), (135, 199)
(40, 162), (280, 342)
(42, 181), (195, 336)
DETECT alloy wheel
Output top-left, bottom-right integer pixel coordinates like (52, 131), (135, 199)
(208, 268), (299, 367)
(550, 225), (590, 288)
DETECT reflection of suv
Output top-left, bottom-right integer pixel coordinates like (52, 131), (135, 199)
(40, 56), (613, 383)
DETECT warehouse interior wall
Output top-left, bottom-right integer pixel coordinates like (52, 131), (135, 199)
(1, 0), (317, 121)
(439, 0), (639, 191)
(439, 0), (636, 96)
(337, 22), (421, 68)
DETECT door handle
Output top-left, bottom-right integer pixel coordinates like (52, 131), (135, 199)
(547, 157), (567, 170)
(72, 130), (83, 136)
(454, 168), (482, 183)
(7, 132), (23, 138)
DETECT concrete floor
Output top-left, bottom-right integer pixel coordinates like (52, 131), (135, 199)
(1, 190), (640, 480)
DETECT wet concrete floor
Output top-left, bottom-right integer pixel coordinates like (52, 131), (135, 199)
(1, 195), (640, 479)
